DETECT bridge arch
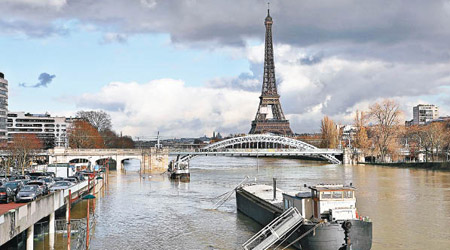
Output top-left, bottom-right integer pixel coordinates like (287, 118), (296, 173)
(68, 158), (91, 164)
(96, 158), (117, 171)
(120, 158), (142, 171)
(179, 134), (341, 164)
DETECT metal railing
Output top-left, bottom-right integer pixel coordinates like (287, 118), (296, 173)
(54, 215), (97, 250)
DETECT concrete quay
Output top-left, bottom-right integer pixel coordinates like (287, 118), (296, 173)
(0, 176), (105, 249)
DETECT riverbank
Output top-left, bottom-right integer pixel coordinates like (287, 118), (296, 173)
(360, 162), (450, 171)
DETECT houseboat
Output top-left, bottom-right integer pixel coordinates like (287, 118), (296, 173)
(167, 159), (190, 180)
(236, 182), (372, 250)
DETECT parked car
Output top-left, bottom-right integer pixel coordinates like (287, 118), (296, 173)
(3, 181), (24, 195)
(44, 172), (56, 178)
(16, 185), (40, 202)
(50, 181), (73, 192)
(28, 172), (47, 180)
(53, 177), (64, 182)
(68, 175), (81, 182)
(38, 177), (55, 188)
(64, 178), (79, 184)
(0, 186), (15, 203)
(26, 180), (49, 195)
(0, 178), (7, 185)
(15, 175), (29, 180)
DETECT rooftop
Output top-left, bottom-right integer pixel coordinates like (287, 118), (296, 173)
(310, 184), (356, 191)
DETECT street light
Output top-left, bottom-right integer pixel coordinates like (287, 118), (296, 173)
(82, 193), (96, 249)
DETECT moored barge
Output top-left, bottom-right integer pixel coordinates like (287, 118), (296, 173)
(236, 182), (372, 250)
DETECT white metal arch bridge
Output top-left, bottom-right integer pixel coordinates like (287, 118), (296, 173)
(170, 134), (342, 165)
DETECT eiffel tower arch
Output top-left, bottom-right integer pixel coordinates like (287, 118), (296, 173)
(249, 8), (293, 136)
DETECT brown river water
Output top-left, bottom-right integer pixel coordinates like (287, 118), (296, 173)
(37, 157), (450, 249)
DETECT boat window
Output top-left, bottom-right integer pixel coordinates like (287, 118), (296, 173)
(321, 191), (331, 199)
(332, 191), (343, 199)
(344, 191), (353, 198)
(284, 199), (289, 209)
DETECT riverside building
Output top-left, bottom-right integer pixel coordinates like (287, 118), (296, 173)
(0, 72), (8, 142)
(7, 112), (72, 148)
(413, 104), (439, 125)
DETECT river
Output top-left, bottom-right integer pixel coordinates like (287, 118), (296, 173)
(46, 157), (450, 249)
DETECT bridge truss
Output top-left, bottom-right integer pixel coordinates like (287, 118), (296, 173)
(174, 134), (342, 165)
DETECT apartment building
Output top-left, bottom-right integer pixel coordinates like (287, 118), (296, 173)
(0, 72), (8, 142)
(412, 104), (439, 125)
(7, 112), (72, 148)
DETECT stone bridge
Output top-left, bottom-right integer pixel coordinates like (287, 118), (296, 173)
(47, 148), (169, 172)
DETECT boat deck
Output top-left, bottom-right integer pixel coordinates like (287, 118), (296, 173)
(241, 184), (284, 209)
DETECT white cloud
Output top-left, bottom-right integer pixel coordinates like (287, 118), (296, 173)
(69, 38), (450, 136)
(4, 0), (67, 9)
(101, 32), (127, 44)
(72, 41), (450, 135)
(76, 79), (258, 137)
(139, 0), (157, 9)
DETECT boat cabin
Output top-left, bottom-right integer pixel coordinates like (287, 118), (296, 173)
(282, 184), (357, 221)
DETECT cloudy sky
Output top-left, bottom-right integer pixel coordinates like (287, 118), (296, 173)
(1, 0), (450, 137)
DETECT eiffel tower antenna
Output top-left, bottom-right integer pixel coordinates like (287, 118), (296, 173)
(249, 5), (293, 136)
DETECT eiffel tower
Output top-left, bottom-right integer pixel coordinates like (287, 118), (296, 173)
(249, 8), (293, 135)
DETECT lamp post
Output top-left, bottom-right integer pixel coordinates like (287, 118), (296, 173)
(67, 190), (72, 250)
(82, 194), (96, 249)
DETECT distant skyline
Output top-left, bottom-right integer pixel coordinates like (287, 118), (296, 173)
(1, 0), (449, 137)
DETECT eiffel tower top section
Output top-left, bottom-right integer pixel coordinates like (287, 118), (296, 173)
(261, 8), (278, 98)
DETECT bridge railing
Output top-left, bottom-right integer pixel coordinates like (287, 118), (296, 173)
(59, 148), (142, 153)
(170, 148), (343, 154)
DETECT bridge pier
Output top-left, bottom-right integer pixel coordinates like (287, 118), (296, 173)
(26, 225), (33, 250)
(49, 212), (55, 249)
(141, 148), (169, 173)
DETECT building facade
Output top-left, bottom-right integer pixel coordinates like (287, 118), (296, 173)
(412, 104), (439, 125)
(0, 72), (8, 142)
(7, 112), (72, 148)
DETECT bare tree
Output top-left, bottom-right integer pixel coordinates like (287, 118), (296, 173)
(76, 110), (112, 132)
(320, 116), (339, 148)
(405, 125), (422, 161)
(421, 122), (447, 161)
(353, 110), (370, 152)
(69, 120), (104, 148)
(368, 99), (402, 162)
(8, 134), (42, 175)
(101, 129), (135, 148)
